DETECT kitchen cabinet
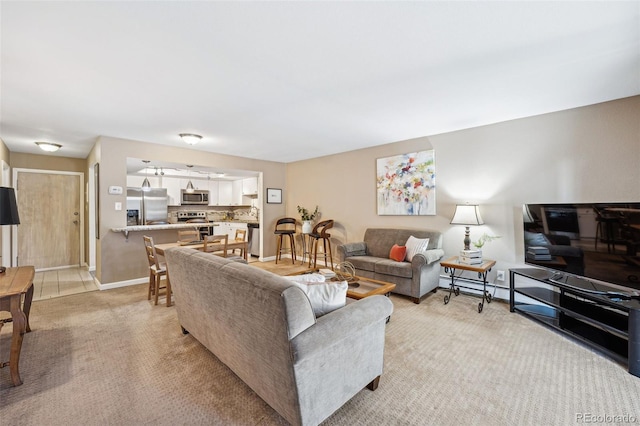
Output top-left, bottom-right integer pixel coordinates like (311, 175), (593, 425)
(232, 180), (243, 205)
(242, 177), (258, 196)
(213, 222), (248, 239)
(162, 177), (183, 206)
(218, 181), (233, 206)
(208, 181), (219, 206)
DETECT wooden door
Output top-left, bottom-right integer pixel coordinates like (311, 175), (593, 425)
(16, 172), (81, 269)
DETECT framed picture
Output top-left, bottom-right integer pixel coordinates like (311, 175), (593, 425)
(376, 150), (436, 215)
(266, 188), (282, 204)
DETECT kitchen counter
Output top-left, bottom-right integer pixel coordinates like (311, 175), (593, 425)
(111, 223), (216, 239)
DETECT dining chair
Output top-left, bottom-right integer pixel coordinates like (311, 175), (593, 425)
(143, 235), (171, 306)
(309, 219), (334, 269)
(202, 234), (230, 257)
(274, 218), (297, 264)
(178, 229), (200, 244)
(232, 229), (247, 257)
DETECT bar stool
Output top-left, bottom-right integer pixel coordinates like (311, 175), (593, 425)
(309, 219), (334, 270)
(275, 218), (297, 264)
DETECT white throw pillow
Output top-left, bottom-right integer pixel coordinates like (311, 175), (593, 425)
(292, 280), (348, 317)
(283, 273), (326, 283)
(405, 236), (430, 262)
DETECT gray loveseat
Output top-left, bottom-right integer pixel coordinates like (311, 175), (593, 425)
(165, 247), (393, 426)
(337, 228), (444, 304)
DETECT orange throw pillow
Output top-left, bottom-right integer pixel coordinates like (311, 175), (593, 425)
(389, 244), (407, 262)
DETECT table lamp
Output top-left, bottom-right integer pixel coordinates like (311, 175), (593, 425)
(450, 204), (483, 251)
(0, 187), (20, 273)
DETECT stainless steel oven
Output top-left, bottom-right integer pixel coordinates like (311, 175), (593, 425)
(177, 211), (211, 239)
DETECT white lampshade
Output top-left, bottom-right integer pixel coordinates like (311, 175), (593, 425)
(450, 204), (484, 226)
(179, 133), (202, 145)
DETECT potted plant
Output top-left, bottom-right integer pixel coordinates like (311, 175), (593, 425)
(472, 233), (501, 251)
(297, 205), (319, 234)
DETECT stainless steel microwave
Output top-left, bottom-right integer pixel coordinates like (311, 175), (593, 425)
(181, 189), (209, 205)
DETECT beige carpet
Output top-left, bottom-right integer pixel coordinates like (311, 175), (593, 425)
(1, 267), (639, 425)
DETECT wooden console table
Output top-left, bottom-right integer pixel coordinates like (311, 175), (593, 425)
(0, 266), (35, 386)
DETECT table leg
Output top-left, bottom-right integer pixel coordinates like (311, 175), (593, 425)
(165, 268), (172, 307)
(23, 283), (34, 332)
(477, 270), (492, 313)
(8, 294), (27, 386)
(443, 266), (460, 305)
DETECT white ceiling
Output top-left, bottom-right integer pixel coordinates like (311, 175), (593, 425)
(1, 2), (638, 163)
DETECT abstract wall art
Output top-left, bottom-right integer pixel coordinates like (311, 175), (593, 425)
(376, 150), (436, 215)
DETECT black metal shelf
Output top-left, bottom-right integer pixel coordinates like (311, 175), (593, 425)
(510, 268), (640, 377)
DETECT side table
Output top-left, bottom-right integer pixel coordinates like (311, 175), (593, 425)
(0, 266), (35, 386)
(440, 256), (496, 313)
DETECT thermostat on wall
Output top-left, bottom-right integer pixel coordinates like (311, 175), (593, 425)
(108, 186), (123, 195)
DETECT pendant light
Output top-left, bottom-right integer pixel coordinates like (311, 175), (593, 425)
(185, 165), (195, 193)
(141, 160), (151, 191)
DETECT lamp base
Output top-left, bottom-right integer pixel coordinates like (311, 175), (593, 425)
(463, 226), (471, 251)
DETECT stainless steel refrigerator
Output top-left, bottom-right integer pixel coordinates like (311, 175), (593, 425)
(126, 187), (168, 225)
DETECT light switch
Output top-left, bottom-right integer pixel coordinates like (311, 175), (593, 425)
(115, 202), (122, 211)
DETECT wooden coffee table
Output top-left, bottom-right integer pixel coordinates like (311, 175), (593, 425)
(343, 276), (396, 300)
(287, 269), (396, 300)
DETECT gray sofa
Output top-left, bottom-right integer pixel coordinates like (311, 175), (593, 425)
(337, 228), (445, 304)
(165, 247), (393, 426)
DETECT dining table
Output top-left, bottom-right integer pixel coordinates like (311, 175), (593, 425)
(154, 240), (249, 260)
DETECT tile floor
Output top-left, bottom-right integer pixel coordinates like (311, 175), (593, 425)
(32, 267), (99, 301)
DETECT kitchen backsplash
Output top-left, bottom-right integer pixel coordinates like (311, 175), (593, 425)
(167, 206), (259, 223)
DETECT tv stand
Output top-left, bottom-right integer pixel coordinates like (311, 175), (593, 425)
(510, 268), (640, 377)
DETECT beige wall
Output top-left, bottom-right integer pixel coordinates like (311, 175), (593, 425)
(10, 152), (87, 173)
(95, 136), (287, 284)
(286, 96), (640, 277)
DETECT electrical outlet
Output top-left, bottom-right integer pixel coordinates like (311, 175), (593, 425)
(496, 270), (505, 281)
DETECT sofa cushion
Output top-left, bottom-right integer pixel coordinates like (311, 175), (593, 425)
(389, 244), (407, 262)
(363, 228), (442, 258)
(347, 256), (378, 272)
(405, 236), (430, 261)
(374, 259), (413, 278)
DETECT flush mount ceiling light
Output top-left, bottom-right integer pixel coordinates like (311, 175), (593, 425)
(179, 133), (202, 145)
(35, 141), (62, 152)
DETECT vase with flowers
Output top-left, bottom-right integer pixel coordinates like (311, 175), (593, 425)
(297, 205), (319, 234)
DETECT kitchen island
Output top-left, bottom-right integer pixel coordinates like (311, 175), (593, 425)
(104, 221), (257, 288)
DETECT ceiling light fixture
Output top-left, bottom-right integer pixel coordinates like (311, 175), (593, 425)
(179, 133), (202, 145)
(35, 141), (62, 152)
(185, 165), (195, 193)
(141, 160), (151, 191)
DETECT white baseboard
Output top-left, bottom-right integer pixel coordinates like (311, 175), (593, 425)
(97, 277), (147, 291)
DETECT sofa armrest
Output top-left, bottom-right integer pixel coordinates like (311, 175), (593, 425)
(411, 248), (445, 267)
(290, 295), (392, 362)
(336, 242), (368, 261)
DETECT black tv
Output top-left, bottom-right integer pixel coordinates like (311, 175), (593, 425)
(522, 203), (640, 293)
